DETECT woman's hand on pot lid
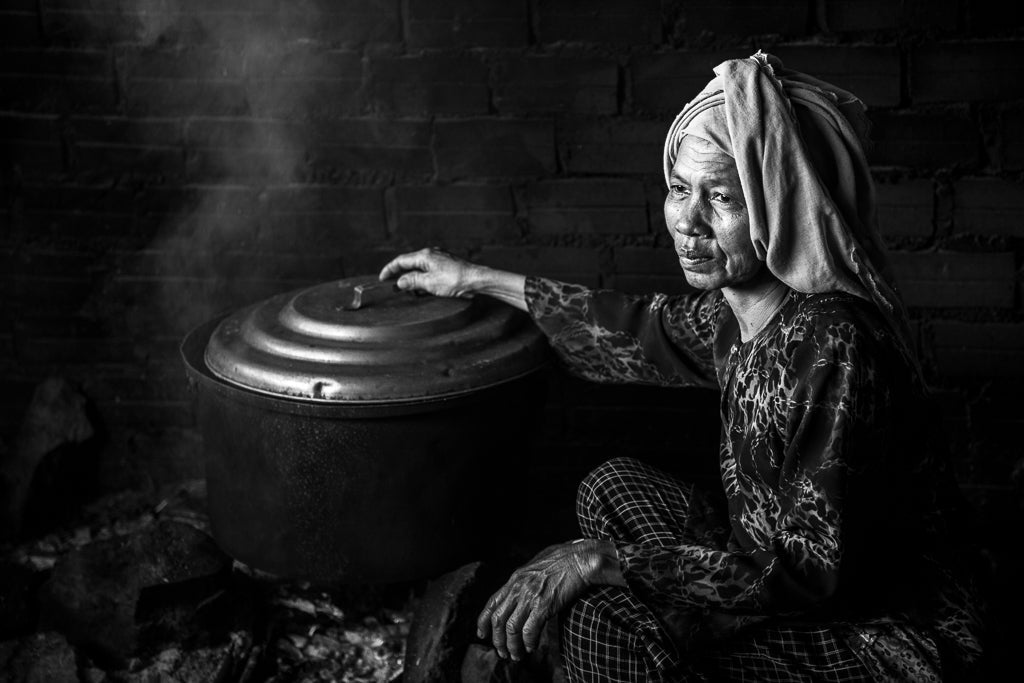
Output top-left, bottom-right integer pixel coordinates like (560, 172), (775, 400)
(380, 247), (479, 298)
(476, 539), (625, 661)
(380, 248), (529, 311)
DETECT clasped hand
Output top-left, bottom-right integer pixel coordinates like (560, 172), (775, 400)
(475, 539), (624, 662)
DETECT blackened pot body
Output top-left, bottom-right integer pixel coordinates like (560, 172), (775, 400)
(182, 316), (545, 583)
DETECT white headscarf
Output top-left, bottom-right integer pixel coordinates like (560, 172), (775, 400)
(663, 51), (918, 372)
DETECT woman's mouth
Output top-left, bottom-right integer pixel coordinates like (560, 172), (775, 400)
(677, 247), (712, 266)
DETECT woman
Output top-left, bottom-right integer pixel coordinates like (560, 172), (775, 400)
(380, 52), (984, 681)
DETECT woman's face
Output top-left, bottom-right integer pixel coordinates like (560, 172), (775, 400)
(664, 136), (764, 291)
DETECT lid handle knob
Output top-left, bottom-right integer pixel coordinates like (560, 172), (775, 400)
(337, 279), (402, 311)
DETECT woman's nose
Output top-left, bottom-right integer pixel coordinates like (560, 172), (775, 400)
(671, 197), (708, 237)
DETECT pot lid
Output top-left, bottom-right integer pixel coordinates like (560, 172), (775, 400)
(204, 276), (547, 403)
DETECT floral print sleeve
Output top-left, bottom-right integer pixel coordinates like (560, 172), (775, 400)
(524, 276), (721, 389)
(615, 294), (897, 615)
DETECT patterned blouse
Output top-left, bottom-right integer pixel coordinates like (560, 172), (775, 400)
(524, 276), (984, 678)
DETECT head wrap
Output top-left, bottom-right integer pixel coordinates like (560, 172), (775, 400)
(664, 51), (918, 372)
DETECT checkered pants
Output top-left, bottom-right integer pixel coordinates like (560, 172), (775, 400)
(561, 457), (874, 682)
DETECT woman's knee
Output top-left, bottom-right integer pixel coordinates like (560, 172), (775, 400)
(561, 587), (674, 682)
(577, 456), (647, 511)
(562, 588), (634, 666)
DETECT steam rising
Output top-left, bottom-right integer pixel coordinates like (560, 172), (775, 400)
(125, 0), (341, 334)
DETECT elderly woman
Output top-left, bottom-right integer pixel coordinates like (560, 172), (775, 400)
(380, 53), (983, 681)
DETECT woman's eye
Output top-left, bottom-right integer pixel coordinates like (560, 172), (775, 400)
(670, 184), (687, 197)
(713, 193), (732, 204)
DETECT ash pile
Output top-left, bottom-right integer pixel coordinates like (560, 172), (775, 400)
(0, 481), (411, 683)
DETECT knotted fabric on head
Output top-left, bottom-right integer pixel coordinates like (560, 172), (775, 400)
(664, 51), (917, 370)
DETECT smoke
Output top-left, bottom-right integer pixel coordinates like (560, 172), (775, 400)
(122, 0), (336, 334)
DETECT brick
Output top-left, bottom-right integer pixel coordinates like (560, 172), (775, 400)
(954, 178), (1024, 236)
(613, 246), (681, 274)
(889, 251), (1015, 308)
(0, 112), (62, 142)
(999, 104), (1024, 171)
(368, 55), (488, 116)
(259, 185), (387, 244)
(867, 110), (980, 168)
(120, 47), (248, 116)
(244, 49), (363, 119)
(392, 184), (519, 244)
(434, 119), (555, 180)
(535, 0), (661, 45)
(493, 57), (618, 115)
(932, 322), (1024, 377)
(560, 119), (665, 175)
(41, 0), (399, 46)
(820, 0), (902, 32)
(406, 0), (528, 48)
(521, 179), (647, 235)
(184, 118), (305, 182)
(269, 1), (400, 44)
(120, 45), (245, 80)
(964, 0), (1024, 35)
(40, 2), (145, 45)
(120, 247), (348, 285)
(124, 80), (249, 118)
(631, 50), (743, 114)
(340, 247), (409, 279)
(611, 246), (694, 294)
(0, 48), (115, 112)
(875, 180), (934, 239)
(770, 45), (902, 108)
(476, 246), (600, 277)
(904, 0), (959, 32)
(911, 42), (1024, 104)
(0, 10), (42, 47)
(68, 116), (184, 180)
(2, 248), (106, 280)
(136, 184), (257, 218)
(305, 119), (434, 183)
(0, 113), (63, 175)
(672, 1), (808, 38)
(8, 273), (97, 313)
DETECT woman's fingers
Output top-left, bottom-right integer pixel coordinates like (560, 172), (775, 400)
(504, 599), (533, 661)
(378, 248), (434, 282)
(477, 583), (511, 643)
(489, 591), (519, 660)
(521, 604), (549, 654)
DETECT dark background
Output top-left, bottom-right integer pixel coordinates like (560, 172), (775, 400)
(1, 0), (1022, 665)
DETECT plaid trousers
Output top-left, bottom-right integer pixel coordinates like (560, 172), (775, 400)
(561, 457), (875, 682)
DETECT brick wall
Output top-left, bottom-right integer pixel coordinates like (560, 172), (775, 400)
(2, 0), (1023, 617)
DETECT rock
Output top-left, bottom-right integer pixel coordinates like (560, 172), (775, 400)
(121, 631), (251, 683)
(0, 377), (97, 540)
(38, 519), (233, 667)
(0, 631), (78, 683)
(404, 561), (485, 683)
(0, 560), (46, 641)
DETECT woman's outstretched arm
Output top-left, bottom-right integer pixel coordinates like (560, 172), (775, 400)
(379, 247), (527, 311)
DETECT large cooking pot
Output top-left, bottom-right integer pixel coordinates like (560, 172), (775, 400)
(181, 276), (548, 583)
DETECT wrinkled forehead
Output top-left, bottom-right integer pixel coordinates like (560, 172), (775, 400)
(670, 134), (739, 180)
(677, 102), (732, 159)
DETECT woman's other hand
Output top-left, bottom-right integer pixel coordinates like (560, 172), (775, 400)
(379, 247), (529, 311)
(476, 539), (625, 661)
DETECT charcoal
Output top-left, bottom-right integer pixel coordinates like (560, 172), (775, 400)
(38, 519), (232, 667)
(0, 631), (78, 683)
